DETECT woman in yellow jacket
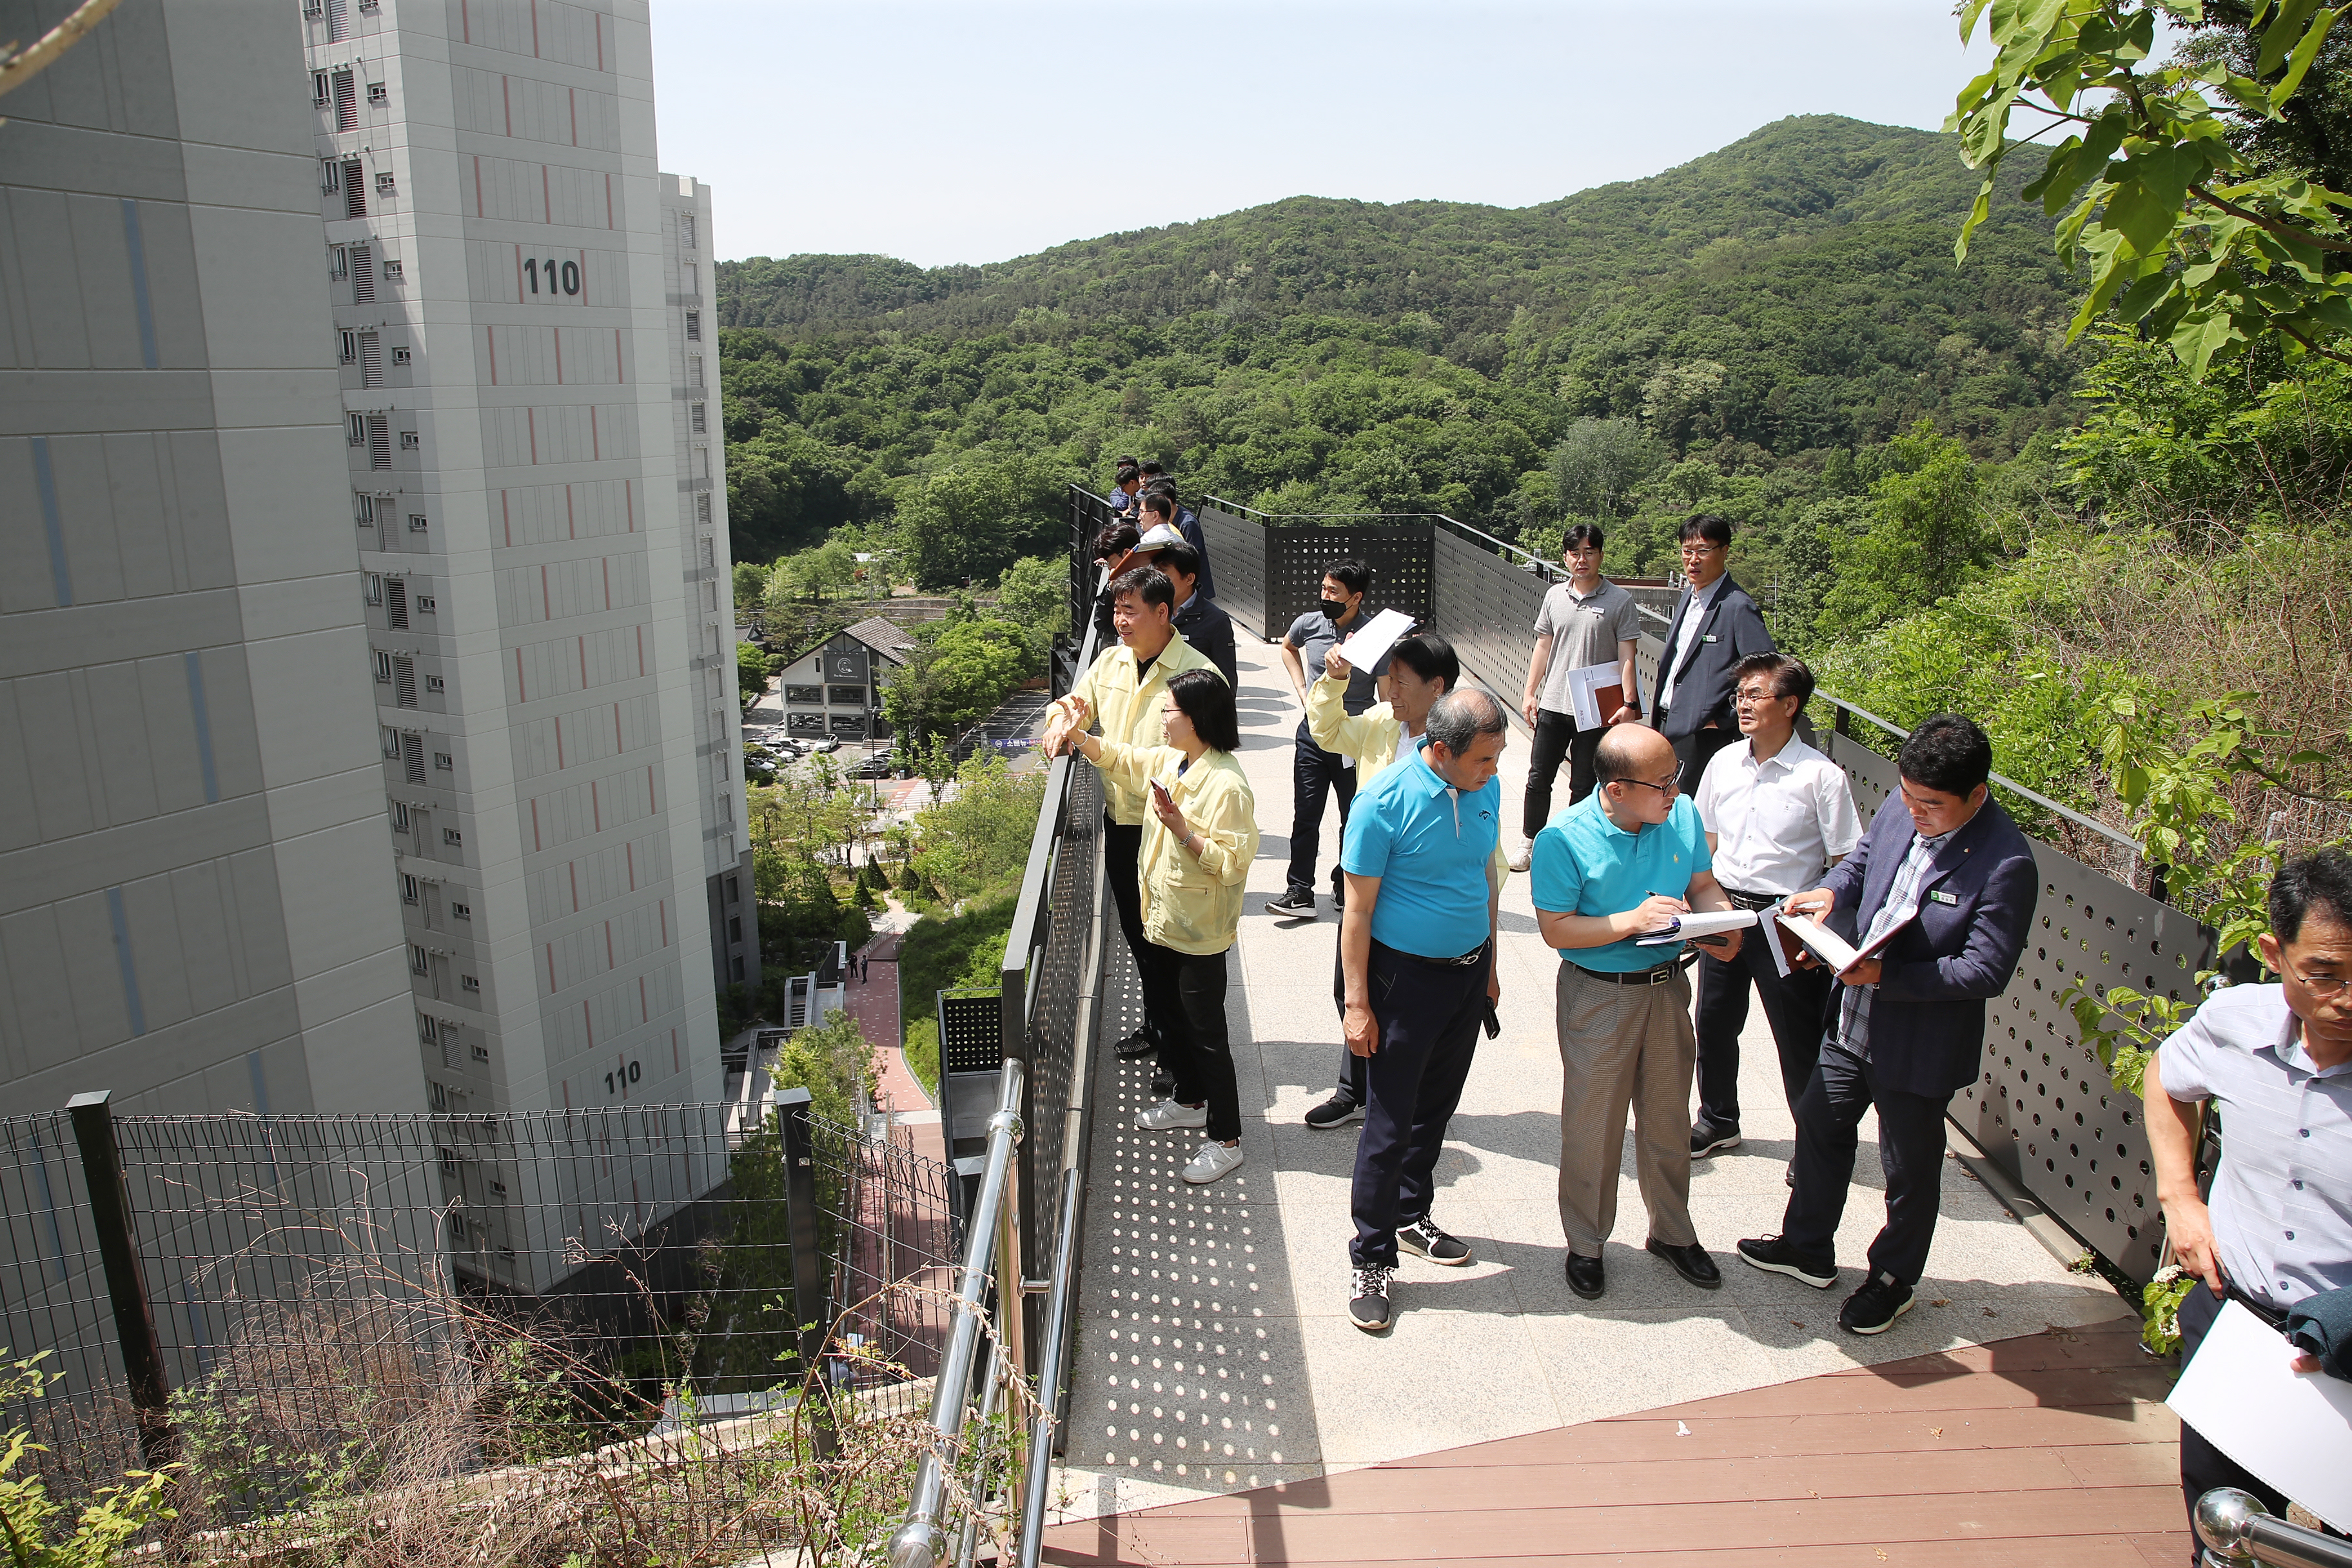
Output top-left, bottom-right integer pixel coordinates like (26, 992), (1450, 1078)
(1059, 669), (1259, 1184)
(1301, 632), (1506, 1130)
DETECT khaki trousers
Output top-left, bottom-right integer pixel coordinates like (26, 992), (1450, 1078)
(1554, 960), (1698, 1255)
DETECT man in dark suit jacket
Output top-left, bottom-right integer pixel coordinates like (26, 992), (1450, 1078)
(1738, 713), (2038, 1336)
(1159, 542), (1236, 690)
(1650, 514), (1774, 784)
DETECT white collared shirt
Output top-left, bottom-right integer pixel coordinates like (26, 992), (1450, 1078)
(1691, 733), (1861, 896)
(1660, 574), (1727, 709)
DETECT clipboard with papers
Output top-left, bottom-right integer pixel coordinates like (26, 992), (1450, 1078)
(1633, 908), (1759, 946)
(1562, 662), (1628, 730)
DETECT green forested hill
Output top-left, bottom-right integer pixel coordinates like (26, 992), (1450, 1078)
(714, 115), (2081, 581)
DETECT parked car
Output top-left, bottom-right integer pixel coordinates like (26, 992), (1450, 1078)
(850, 749), (893, 778)
(807, 737), (841, 754)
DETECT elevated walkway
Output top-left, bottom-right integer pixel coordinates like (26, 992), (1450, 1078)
(1043, 635), (2146, 1542)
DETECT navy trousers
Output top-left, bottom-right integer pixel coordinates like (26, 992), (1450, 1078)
(1348, 941), (1489, 1268)
(1693, 936), (1833, 1133)
(1327, 926), (1368, 1105)
(1779, 1041), (1951, 1288)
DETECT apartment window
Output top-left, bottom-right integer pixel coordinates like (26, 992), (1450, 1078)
(451, 901), (471, 919)
(436, 1144), (458, 1175)
(399, 429), (419, 450)
(409, 944), (429, 975)
(386, 577), (408, 629)
(417, 1014), (437, 1046)
(725, 874), (740, 906)
(368, 80), (387, 104)
(348, 413), (367, 447)
(417, 595), (437, 613)
(330, 244), (349, 281)
(359, 330), (382, 387)
(728, 916), (742, 944)
(689, 354), (704, 387)
(313, 71), (330, 106)
(730, 955), (745, 983)
(690, 401), (707, 434)
(681, 213), (697, 252)
(332, 69), (357, 132)
(402, 874), (420, 905)
(380, 724), (399, 758)
(342, 160), (366, 217)
(408, 513), (428, 531)
(426, 1079), (447, 1112)
(442, 827), (462, 847)
(320, 158), (342, 196)
(448, 1213), (468, 1240)
(460, 974), (480, 992)
(685, 261), (698, 297)
(402, 732), (426, 784)
(434, 751), (453, 770)
(363, 572), (383, 605)
(392, 346), (411, 366)
(382, 258), (404, 280)
(354, 492), (377, 524)
(496, 1245), (516, 1262)
(373, 650), (393, 683)
(368, 415), (391, 467)
(391, 801), (410, 832)
(487, 1175), (506, 1192)
(471, 1043), (489, 1061)
(696, 492), (712, 524)
(375, 171), (396, 196)
(425, 674), (446, 694)
(339, 330), (358, 365)
(685, 309), (701, 342)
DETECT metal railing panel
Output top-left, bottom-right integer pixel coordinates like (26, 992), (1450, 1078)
(1195, 504), (1269, 638)
(1431, 522), (1549, 729)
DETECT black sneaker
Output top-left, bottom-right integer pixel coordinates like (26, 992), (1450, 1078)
(1303, 1095), (1364, 1130)
(1735, 1235), (1837, 1289)
(1839, 1271), (1916, 1335)
(1690, 1122), (1741, 1158)
(1264, 887), (1318, 917)
(1349, 1264), (1393, 1331)
(1113, 1026), (1159, 1061)
(1397, 1215), (1473, 1266)
(1331, 876), (1346, 913)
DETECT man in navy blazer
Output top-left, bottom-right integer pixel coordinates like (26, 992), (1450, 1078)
(1650, 515), (1775, 785)
(1738, 714), (2039, 1335)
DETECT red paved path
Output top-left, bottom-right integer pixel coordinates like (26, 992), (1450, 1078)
(847, 928), (946, 1167)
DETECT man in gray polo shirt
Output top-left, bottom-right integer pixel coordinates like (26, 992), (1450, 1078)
(2146, 847), (2352, 1547)
(1514, 524), (1642, 870)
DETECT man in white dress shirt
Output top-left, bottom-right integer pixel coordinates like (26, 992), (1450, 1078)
(1687, 653), (1861, 1160)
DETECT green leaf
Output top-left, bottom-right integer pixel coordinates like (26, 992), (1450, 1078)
(2257, 0), (2325, 75)
(2273, 6), (2340, 104)
(2101, 177), (2182, 258)
(2116, 266), (2177, 322)
(1956, 178), (1995, 262)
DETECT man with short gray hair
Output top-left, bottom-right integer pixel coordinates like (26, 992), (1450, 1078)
(1337, 687), (1509, 1333)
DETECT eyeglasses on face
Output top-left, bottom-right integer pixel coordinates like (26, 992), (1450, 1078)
(1620, 765), (1683, 796)
(1732, 689), (1788, 707)
(2287, 965), (2351, 1000)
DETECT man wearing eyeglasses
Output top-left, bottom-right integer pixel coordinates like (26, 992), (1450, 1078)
(2141, 847), (2352, 1545)
(1651, 514), (1774, 786)
(1532, 723), (1743, 1302)
(1688, 654), (1861, 1166)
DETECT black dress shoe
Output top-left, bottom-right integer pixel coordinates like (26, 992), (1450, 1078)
(1150, 1068), (1176, 1098)
(1647, 1237), (1722, 1289)
(1113, 1026), (1159, 1061)
(1564, 1252), (1605, 1300)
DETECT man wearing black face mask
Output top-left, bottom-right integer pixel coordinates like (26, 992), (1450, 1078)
(1269, 560), (1387, 917)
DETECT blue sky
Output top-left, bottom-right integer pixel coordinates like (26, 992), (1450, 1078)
(650, 3), (2001, 268)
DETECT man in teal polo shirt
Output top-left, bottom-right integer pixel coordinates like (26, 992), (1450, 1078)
(1338, 688), (1508, 1333)
(1533, 724), (1742, 1301)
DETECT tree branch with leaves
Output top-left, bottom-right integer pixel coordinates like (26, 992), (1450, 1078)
(1952, 0), (2352, 374)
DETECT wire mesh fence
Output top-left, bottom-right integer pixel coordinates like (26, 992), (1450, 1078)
(0, 1089), (962, 1564)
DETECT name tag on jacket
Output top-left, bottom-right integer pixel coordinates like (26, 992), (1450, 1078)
(1928, 890), (1959, 905)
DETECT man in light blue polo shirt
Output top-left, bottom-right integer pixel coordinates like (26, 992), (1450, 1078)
(1533, 723), (1742, 1302)
(1337, 689), (1508, 1333)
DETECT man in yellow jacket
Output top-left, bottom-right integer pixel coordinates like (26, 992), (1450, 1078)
(1302, 632), (1507, 1128)
(1043, 567), (1227, 1067)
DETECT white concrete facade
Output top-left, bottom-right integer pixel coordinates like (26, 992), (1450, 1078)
(302, 0), (730, 1142)
(0, 0), (422, 1119)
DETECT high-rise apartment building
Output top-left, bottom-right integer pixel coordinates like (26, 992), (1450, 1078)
(0, 0), (423, 1118)
(303, 0), (745, 1130)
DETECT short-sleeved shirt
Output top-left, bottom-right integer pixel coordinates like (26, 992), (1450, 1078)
(1532, 578), (1642, 715)
(2155, 983), (2352, 1310)
(1339, 741), (1501, 959)
(1530, 792), (1712, 970)
(1286, 607), (1390, 716)
(1693, 736), (1862, 896)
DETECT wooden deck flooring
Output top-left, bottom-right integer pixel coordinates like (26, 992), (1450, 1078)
(1039, 1322), (2188, 1566)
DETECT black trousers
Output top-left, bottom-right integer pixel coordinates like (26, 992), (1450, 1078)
(1286, 721), (1358, 897)
(1103, 817), (1179, 1043)
(1661, 718), (1740, 789)
(1328, 926), (1368, 1104)
(1693, 926), (1833, 1133)
(1780, 1042), (1951, 1288)
(1349, 941), (1488, 1268)
(1522, 707), (1604, 838)
(1140, 943), (1242, 1142)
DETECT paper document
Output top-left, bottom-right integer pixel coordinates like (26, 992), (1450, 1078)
(1634, 908), (1759, 946)
(1563, 662), (1629, 730)
(2168, 1299), (2352, 1533)
(1776, 912), (1906, 973)
(1757, 904), (1794, 978)
(1335, 609), (1415, 673)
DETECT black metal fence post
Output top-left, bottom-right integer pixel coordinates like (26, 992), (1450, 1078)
(774, 1086), (837, 1458)
(65, 1090), (174, 1469)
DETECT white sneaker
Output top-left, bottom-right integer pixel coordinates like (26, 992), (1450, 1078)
(1506, 836), (1533, 873)
(1182, 1141), (1244, 1184)
(1135, 1098), (1208, 1131)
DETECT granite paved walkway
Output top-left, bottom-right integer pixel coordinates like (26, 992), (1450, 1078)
(1043, 635), (2132, 1528)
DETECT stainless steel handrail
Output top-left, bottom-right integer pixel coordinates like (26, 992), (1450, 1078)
(888, 1058), (1026, 1568)
(1017, 1164), (1085, 1567)
(2198, 1488), (2352, 1568)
